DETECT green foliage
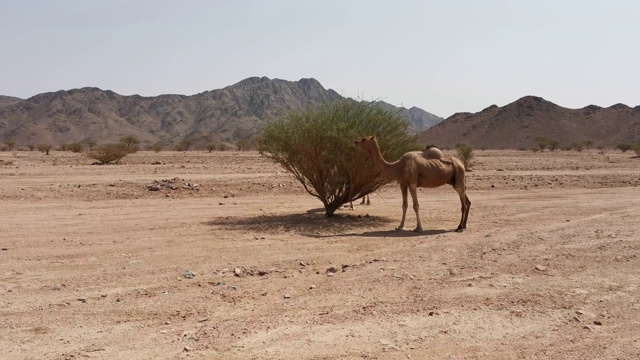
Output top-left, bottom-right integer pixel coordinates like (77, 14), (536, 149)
(236, 139), (250, 151)
(86, 140), (97, 151)
(148, 143), (163, 153)
(455, 143), (475, 171)
(583, 140), (594, 150)
(533, 136), (549, 151)
(37, 144), (52, 155)
(616, 143), (633, 153)
(4, 140), (16, 151)
(63, 142), (84, 153)
(175, 138), (193, 151)
(258, 99), (419, 216)
(120, 135), (140, 147)
(88, 143), (129, 164)
(570, 142), (584, 152)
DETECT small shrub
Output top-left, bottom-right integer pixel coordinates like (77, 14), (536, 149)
(571, 142), (584, 152)
(27, 144), (35, 151)
(4, 140), (16, 151)
(548, 140), (560, 151)
(455, 143), (475, 171)
(37, 144), (52, 155)
(530, 147), (539, 153)
(66, 143), (84, 153)
(217, 143), (228, 151)
(616, 143), (633, 153)
(175, 139), (193, 151)
(86, 140), (97, 151)
(147, 143), (163, 153)
(88, 143), (129, 164)
(534, 136), (549, 151)
(205, 144), (216, 153)
(583, 140), (594, 150)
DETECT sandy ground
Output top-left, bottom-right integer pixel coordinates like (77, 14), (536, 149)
(1, 149), (639, 360)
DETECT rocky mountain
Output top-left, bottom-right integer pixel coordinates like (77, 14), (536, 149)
(0, 95), (23, 107)
(370, 101), (442, 133)
(420, 96), (640, 149)
(0, 77), (442, 148)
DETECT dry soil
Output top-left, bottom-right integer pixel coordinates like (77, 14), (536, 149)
(1, 149), (639, 359)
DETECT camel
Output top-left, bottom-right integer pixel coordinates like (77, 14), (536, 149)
(354, 136), (471, 232)
(349, 146), (442, 210)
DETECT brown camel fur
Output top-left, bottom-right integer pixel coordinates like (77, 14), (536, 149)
(350, 147), (442, 210)
(354, 136), (471, 232)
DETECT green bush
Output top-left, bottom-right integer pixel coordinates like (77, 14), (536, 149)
(147, 143), (163, 153)
(37, 144), (52, 155)
(455, 143), (475, 171)
(616, 143), (633, 153)
(66, 142), (84, 153)
(88, 143), (129, 164)
(258, 99), (419, 216)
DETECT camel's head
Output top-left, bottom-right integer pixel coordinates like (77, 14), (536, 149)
(354, 136), (376, 149)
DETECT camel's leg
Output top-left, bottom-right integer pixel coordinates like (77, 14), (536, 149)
(396, 184), (408, 230)
(409, 184), (423, 232)
(455, 190), (471, 232)
(361, 195), (370, 205)
(462, 195), (471, 229)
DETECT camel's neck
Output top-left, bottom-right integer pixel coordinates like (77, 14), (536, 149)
(364, 142), (394, 177)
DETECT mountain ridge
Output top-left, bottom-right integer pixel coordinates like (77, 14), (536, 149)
(0, 77), (443, 148)
(420, 96), (640, 149)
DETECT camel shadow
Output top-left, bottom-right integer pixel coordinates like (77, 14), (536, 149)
(204, 211), (395, 235)
(306, 228), (451, 239)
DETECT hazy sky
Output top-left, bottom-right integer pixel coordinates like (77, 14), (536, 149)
(1, 0), (638, 118)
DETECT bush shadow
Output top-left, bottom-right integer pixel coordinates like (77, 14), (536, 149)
(205, 210), (452, 238)
(205, 211), (396, 236)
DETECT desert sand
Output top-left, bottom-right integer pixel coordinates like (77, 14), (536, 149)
(1, 149), (639, 359)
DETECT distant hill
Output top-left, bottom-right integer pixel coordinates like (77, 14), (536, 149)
(0, 95), (23, 107)
(420, 96), (640, 149)
(0, 77), (442, 148)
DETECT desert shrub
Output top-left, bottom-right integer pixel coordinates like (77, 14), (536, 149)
(530, 147), (539, 153)
(120, 135), (140, 149)
(205, 144), (216, 152)
(236, 139), (250, 151)
(616, 143), (633, 153)
(4, 140), (16, 151)
(548, 140), (560, 151)
(571, 142), (584, 152)
(86, 140), (97, 151)
(147, 143), (163, 153)
(259, 99), (419, 216)
(175, 139), (193, 151)
(37, 144), (52, 155)
(217, 143), (228, 151)
(583, 140), (594, 150)
(455, 143), (475, 171)
(27, 144), (35, 151)
(533, 136), (549, 151)
(87, 143), (129, 164)
(66, 142), (84, 153)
